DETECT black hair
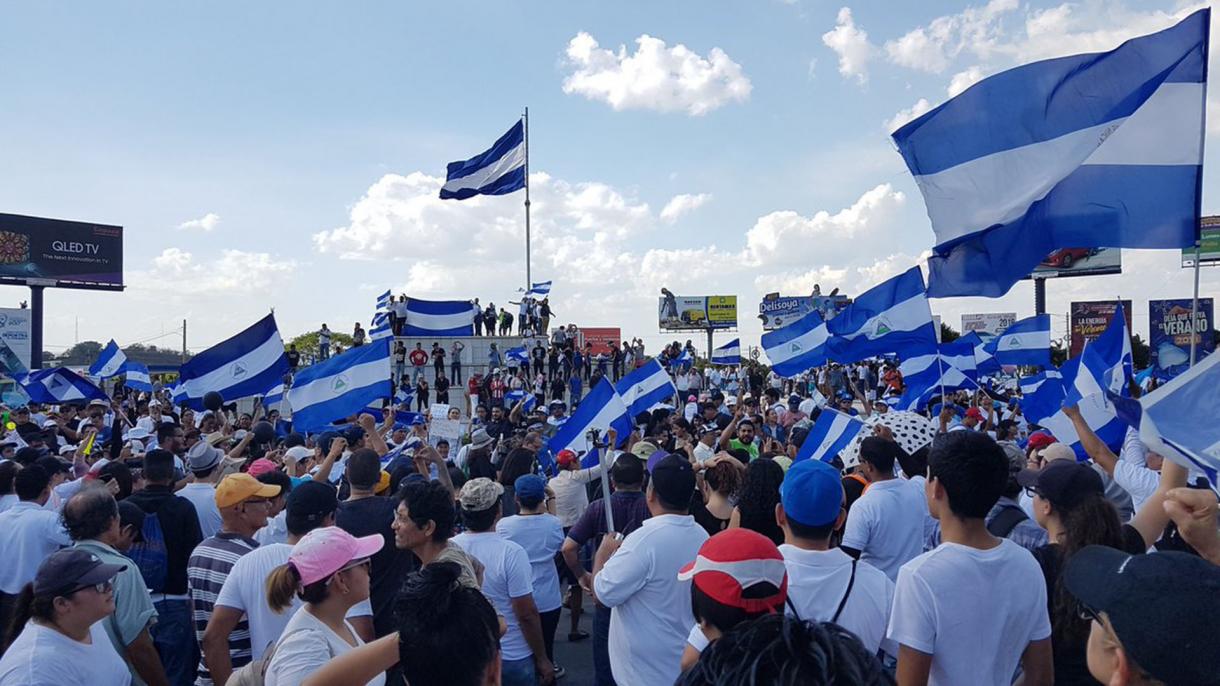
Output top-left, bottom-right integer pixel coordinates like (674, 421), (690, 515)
(155, 423), (180, 444)
(396, 562), (500, 686)
(677, 614), (893, 686)
(435, 439), (449, 449)
(610, 454), (644, 488)
(785, 514), (837, 542)
(399, 480), (456, 543)
(517, 488), (545, 511)
(858, 437), (900, 474)
(142, 449), (176, 484)
(14, 464), (50, 501)
(13, 447), (42, 467)
(61, 489), (118, 542)
(1049, 492), (1124, 655)
(498, 448), (535, 487)
(690, 581), (781, 636)
(346, 448), (382, 489)
(895, 445), (929, 484)
(3, 583), (56, 652)
(996, 419), (1018, 442)
(0, 461), (18, 495)
(257, 469), (292, 498)
(460, 501), (499, 533)
(736, 458), (786, 546)
(97, 461), (135, 501)
(927, 431), (1008, 519)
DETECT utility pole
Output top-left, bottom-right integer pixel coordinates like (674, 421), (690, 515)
(181, 319), (187, 363)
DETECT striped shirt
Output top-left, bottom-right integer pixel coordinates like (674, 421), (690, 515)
(188, 532), (259, 686)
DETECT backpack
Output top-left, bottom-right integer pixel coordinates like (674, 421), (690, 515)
(226, 627), (335, 686)
(987, 503), (1030, 538)
(127, 511), (169, 593)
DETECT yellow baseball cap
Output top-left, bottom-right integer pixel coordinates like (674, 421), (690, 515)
(215, 473), (281, 509)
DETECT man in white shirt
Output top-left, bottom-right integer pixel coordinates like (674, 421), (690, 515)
(841, 437), (926, 580)
(178, 441), (224, 539)
(776, 458), (893, 655)
(0, 464), (71, 627)
(593, 454), (708, 686)
(888, 431), (1052, 686)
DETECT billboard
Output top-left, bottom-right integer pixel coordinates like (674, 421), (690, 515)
(1183, 215), (1220, 267)
(578, 327), (622, 355)
(758, 293), (852, 330)
(1149, 298), (1214, 380)
(659, 292), (737, 331)
(961, 312), (1017, 338)
(0, 307), (32, 371)
(0, 214), (124, 289)
(1026, 247), (1122, 279)
(1070, 300), (1132, 357)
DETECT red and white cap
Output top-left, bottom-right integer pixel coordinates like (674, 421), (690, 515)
(677, 529), (788, 613)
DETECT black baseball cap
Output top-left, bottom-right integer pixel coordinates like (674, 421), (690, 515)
(649, 453), (695, 508)
(1017, 460), (1102, 509)
(286, 480), (338, 531)
(1064, 546), (1220, 686)
(33, 548), (126, 596)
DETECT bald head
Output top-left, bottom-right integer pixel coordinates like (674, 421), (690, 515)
(62, 488), (119, 543)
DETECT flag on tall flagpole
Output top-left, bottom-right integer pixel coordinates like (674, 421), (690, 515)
(174, 314), (290, 410)
(89, 340), (128, 379)
(522, 281), (552, 297)
(893, 10), (1208, 298)
(439, 120), (527, 200)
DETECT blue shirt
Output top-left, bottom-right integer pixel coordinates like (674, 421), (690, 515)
(569, 376), (582, 401)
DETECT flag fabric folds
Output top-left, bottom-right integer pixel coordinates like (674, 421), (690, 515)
(546, 378), (632, 457)
(403, 299), (478, 337)
(897, 348), (980, 411)
(376, 290), (392, 311)
(616, 360), (678, 418)
(439, 120), (527, 200)
(263, 382), (286, 412)
(20, 368), (108, 403)
(370, 311), (392, 341)
(122, 362), (153, 393)
(993, 315), (1052, 367)
(175, 314), (290, 410)
(762, 309), (828, 378)
(795, 409), (866, 464)
(89, 340), (128, 379)
(960, 331), (1000, 375)
(287, 340), (392, 432)
(506, 389), (537, 413)
(506, 346), (530, 366)
(893, 10), (1209, 298)
(524, 281), (552, 297)
(824, 267), (938, 364)
(711, 339), (741, 366)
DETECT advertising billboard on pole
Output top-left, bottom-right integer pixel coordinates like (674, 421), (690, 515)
(659, 292), (737, 331)
(961, 312), (1017, 338)
(1070, 300), (1132, 357)
(1149, 298), (1214, 379)
(758, 293), (852, 330)
(578, 327), (622, 355)
(0, 308), (32, 371)
(0, 214), (124, 289)
(1025, 247), (1122, 279)
(1183, 215), (1220, 266)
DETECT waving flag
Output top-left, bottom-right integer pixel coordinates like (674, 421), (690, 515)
(994, 315), (1052, 367)
(825, 267), (938, 363)
(893, 10), (1208, 297)
(89, 340), (127, 379)
(961, 331), (1000, 375)
(393, 384), (414, 408)
(938, 339), (977, 378)
(1039, 313), (1133, 457)
(762, 309), (828, 377)
(546, 378), (632, 458)
(370, 311), (392, 341)
(712, 339), (741, 366)
(795, 409), (866, 464)
(616, 359), (678, 418)
(506, 389), (538, 413)
(523, 281), (552, 297)
(21, 368), (108, 403)
(263, 382), (286, 411)
(287, 340), (392, 432)
(897, 348), (980, 411)
(376, 290), (392, 311)
(404, 299), (478, 337)
(506, 346), (530, 366)
(439, 120), (526, 200)
(175, 313), (290, 410)
(1018, 369), (1065, 424)
(122, 362), (153, 393)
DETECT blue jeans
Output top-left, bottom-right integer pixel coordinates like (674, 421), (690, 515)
(593, 604), (617, 686)
(152, 599), (196, 686)
(500, 656), (538, 686)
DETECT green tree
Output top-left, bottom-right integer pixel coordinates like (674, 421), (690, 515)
(1050, 341), (1068, 367)
(288, 331), (353, 357)
(939, 323), (960, 343)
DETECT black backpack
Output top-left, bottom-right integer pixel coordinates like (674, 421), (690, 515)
(987, 503), (1029, 538)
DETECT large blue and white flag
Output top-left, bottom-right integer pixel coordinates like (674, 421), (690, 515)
(616, 359), (678, 418)
(993, 315), (1052, 367)
(523, 281), (552, 297)
(175, 313), (290, 410)
(287, 340), (392, 432)
(122, 362), (153, 393)
(20, 368), (108, 404)
(674, 348), (694, 371)
(938, 339), (977, 378)
(393, 384), (414, 408)
(1039, 313), (1132, 457)
(376, 290), (392, 311)
(263, 382), (286, 412)
(439, 120), (527, 201)
(546, 377), (632, 457)
(961, 331), (1000, 375)
(825, 267), (938, 363)
(404, 299), (478, 337)
(712, 339), (741, 366)
(897, 348), (980, 411)
(506, 346), (530, 366)
(762, 309), (828, 377)
(89, 340), (127, 379)
(1018, 369), (1065, 424)
(506, 389), (537, 413)
(893, 10), (1208, 298)
(795, 409), (866, 464)
(370, 311), (393, 341)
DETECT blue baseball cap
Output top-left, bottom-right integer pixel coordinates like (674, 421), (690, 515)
(514, 474), (547, 501)
(780, 459), (843, 527)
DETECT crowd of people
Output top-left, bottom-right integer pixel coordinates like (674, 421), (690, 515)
(0, 334), (1216, 686)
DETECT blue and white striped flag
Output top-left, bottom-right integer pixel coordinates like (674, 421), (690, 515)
(506, 346), (530, 366)
(506, 389), (537, 413)
(122, 362), (153, 393)
(762, 309), (828, 377)
(393, 384), (414, 407)
(897, 349), (980, 411)
(616, 359), (678, 418)
(20, 368), (108, 404)
(893, 10), (1208, 298)
(263, 382), (286, 411)
(439, 120), (527, 201)
(376, 290), (392, 311)
(712, 339), (741, 366)
(994, 315), (1052, 367)
(370, 311), (393, 341)
(404, 299), (478, 337)
(546, 378), (632, 458)
(1039, 313), (1132, 458)
(287, 340), (392, 432)
(825, 267), (938, 364)
(674, 349), (694, 371)
(960, 331), (1000, 375)
(175, 313), (290, 410)
(1018, 369), (1064, 424)
(89, 339), (127, 379)
(795, 409), (866, 464)
(524, 281), (552, 297)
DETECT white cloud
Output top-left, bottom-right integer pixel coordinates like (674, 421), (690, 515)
(177, 212), (220, 232)
(561, 32), (752, 115)
(1009, 2), (1203, 63)
(136, 247), (296, 294)
(947, 66), (985, 97)
(884, 0), (1018, 73)
(884, 98), (932, 133)
(660, 193), (713, 223)
(822, 7), (876, 84)
(744, 184), (906, 267)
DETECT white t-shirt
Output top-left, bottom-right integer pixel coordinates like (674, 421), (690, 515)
(0, 502), (72, 594)
(496, 514), (566, 612)
(841, 478), (926, 581)
(779, 545), (894, 655)
(451, 531), (535, 661)
(214, 543), (372, 660)
(265, 606), (385, 686)
(179, 482), (222, 539)
(0, 620), (131, 685)
(548, 466), (602, 528)
(887, 539), (1051, 686)
(594, 513), (709, 686)
(254, 511), (288, 546)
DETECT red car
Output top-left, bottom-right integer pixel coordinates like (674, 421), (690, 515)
(1040, 247), (1094, 268)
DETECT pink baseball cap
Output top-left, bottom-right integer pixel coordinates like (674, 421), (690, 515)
(246, 458), (278, 478)
(288, 526), (384, 586)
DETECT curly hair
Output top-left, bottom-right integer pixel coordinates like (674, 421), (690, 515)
(704, 460), (743, 498)
(735, 458), (785, 546)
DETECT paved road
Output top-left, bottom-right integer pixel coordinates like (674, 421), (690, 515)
(552, 595), (596, 686)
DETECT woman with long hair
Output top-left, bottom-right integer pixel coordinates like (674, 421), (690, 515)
(497, 447), (536, 517)
(692, 454), (744, 536)
(729, 457), (786, 545)
(263, 526), (386, 686)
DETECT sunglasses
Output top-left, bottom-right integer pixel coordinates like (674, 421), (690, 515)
(66, 578), (114, 597)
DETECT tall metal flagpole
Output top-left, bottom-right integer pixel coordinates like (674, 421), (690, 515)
(1190, 243), (1201, 365)
(1190, 23), (1209, 367)
(524, 107), (531, 290)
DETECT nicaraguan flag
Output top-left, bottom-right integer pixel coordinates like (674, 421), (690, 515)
(287, 339), (392, 432)
(938, 339), (977, 378)
(376, 290), (392, 311)
(122, 362), (153, 393)
(674, 349), (694, 371)
(506, 389), (537, 413)
(439, 120), (527, 200)
(825, 267), (938, 363)
(1018, 369), (1065, 424)
(370, 311), (393, 341)
(404, 299), (478, 337)
(616, 359), (678, 418)
(795, 409), (866, 464)
(1038, 314), (1132, 458)
(89, 340), (127, 379)
(897, 349), (980, 411)
(525, 281), (552, 297)
(175, 313), (290, 410)
(960, 331), (1000, 375)
(546, 377), (632, 457)
(762, 309), (828, 377)
(993, 315), (1052, 367)
(712, 339), (741, 366)
(20, 368), (108, 403)
(893, 10), (1208, 298)
(263, 382), (286, 411)
(393, 384), (414, 407)
(506, 346), (530, 366)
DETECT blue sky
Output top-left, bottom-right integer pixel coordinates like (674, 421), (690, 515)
(1, 0), (1216, 356)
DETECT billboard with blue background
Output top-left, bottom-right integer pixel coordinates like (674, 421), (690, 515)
(1149, 298), (1214, 380)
